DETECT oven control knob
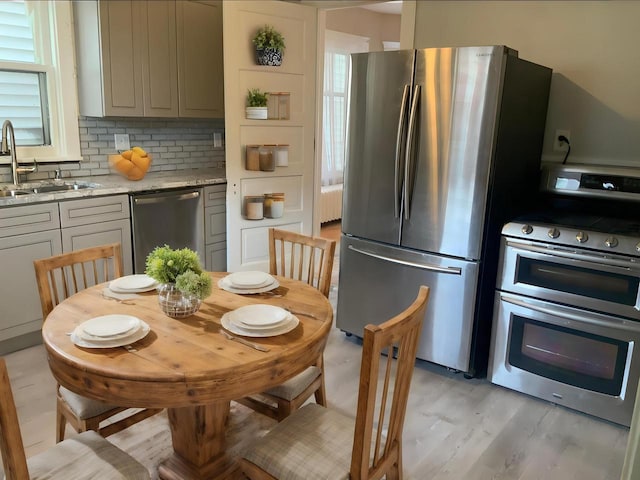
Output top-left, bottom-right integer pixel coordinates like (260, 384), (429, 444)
(605, 237), (618, 248)
(521, 224), (533, 235)
(548, 228), (560, 239)
(576, 231), (589, 243)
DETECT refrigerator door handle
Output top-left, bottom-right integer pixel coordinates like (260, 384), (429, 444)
(404, 85), (421, 220)
(394, 85), (411, 218)
(348, 244), (462, 275)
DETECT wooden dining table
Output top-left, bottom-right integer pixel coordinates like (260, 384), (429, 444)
(41, 271), (333, 480)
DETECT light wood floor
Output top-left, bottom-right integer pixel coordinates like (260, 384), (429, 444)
(2, 221), (628, 479)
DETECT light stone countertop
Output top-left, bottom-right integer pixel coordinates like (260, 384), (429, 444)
(0, 168), (227, 207)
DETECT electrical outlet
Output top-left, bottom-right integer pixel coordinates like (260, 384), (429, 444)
(114, 134), (130, 151)
(213, 132), (223, 148)
(553, 129), (570, 152)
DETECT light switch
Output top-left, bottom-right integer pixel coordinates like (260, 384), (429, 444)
(114, 134), (130, 151)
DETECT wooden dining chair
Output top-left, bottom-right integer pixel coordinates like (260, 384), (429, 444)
(235, 228), (337, 421)
(240, 285), (430, 480)
(33, 243), (161, 443)
(0, 357), (150, 480)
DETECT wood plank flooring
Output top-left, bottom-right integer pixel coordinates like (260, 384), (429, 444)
(1, 221), (628, 479)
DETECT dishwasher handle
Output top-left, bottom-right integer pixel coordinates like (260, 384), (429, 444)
(133, 191), (200, 205)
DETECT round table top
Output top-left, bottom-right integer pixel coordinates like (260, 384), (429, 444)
(42, 272), (333, 408)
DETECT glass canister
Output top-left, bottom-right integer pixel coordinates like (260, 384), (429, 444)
(244, 195), (264, 220)
(264, 193), (285, 218)
(259, 145), (275, 171)
(274, 144), (289, 167)
(246, 145), (260, 171)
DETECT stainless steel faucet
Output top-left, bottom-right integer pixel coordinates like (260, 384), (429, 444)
(1, 119), (37, 185)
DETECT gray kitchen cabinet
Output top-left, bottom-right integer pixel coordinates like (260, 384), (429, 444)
(74, 0), (223, 118)
(0, 203), (62, 354)
(204, 184), (227, 271)
(60, 195), (133, 274)
(177, 0), (224, 118)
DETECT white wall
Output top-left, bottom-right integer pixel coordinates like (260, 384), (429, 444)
(326, 7), (400, 51)
(411, 1), (640, 167)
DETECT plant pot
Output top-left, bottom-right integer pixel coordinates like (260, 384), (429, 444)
(246, 106), (268, 120)
(157, 283), (201, 318)
(255, 47), (283, 66)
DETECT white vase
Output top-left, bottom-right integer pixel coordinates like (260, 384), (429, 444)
(246, 106), (268, 120)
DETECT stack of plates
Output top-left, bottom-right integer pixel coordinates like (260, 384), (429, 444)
(221, 304), (299, 337)
(108, 274), (159, 294)
(218, 271), (279, 294)
(70, 314), (150, 348)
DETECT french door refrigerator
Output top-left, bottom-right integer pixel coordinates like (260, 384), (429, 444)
(336, 46), (551, 376)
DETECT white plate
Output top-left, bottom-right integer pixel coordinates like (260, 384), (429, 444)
(226, 271), (273, 288)
(81, 315), (140, 337)
(217, 278), (279, 295)
(221, 313), (299, 338)
(71, 321), (150, 349)
(229, 316), (289, 331)
(77, 322), (143, 342)
(108, 276), (158, 293)
(110, 274), (156, 291)
(230, 304), (289, 327)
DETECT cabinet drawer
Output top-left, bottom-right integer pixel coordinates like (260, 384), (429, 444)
(0, 203), (60, 238)
(59, 195), (130, 228)
(204, 183), (226, 207)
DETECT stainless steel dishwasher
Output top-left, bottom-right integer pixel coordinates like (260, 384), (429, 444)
(130, 188), (204, 273)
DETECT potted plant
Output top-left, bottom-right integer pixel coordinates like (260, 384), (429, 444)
(252, 25), (285, 66)
(145, 245), (212, 318)
(246, 88), (269, 120)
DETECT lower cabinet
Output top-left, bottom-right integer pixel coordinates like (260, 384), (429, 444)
(0, 203), (62, 354)
(60, 195), (133, 274)
(204, 184), (227, 271)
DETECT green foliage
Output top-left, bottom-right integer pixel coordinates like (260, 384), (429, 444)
(246, 88), (268, 107)
(145, 245), (211, 299)
(252, 25), (285, 51)
(175, 270), (212, 300)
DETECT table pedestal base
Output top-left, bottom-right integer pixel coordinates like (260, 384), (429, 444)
(159, 401), (239, 479)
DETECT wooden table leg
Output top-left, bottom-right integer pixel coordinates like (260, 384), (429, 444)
(159, 401), (238, 480)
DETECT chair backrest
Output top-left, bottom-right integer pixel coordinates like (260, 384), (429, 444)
(268, 228), (336, 298)
(350, 286), (430, 480)
(33, 243), (124, 319)
(0, 358), (30, 480)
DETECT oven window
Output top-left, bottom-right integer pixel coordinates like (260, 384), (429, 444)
(508, 315), (628, 396)
(517, 257), (639, 306)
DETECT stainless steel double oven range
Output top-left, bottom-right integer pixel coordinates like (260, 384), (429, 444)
(489, 164), (640, 426)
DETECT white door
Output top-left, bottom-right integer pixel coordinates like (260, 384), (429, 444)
(223, 0), (318, 272)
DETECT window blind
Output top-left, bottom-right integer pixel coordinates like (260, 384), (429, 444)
(0, 0), (47, 146)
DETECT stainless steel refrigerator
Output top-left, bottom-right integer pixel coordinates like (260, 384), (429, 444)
(336, 46), (552, 376)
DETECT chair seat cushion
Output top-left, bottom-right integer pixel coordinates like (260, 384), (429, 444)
(59, 386), (120, 419)
(242, 403), (353, 480)
(264, 366), (321, 401)
(27, 430), (149, 479)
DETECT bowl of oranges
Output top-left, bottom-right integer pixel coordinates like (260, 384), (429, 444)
(109, 146), (151, 181)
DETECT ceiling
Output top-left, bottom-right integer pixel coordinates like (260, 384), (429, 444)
(360, 1), (402, 15)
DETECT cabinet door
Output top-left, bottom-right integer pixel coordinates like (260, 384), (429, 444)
(0, 230), (62, 350)
(99, 0), (144, 116)
(177, 0), (224, 118)
(140, 0), (179, 117)
(61, 219), (134, 275)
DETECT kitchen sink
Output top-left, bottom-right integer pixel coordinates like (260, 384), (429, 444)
(30, 182), (97, 193)
(0, 189), (31, 198)
(0, 181), (100, 197)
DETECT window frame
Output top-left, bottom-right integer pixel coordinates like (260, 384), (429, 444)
(0, 0), (80, 165)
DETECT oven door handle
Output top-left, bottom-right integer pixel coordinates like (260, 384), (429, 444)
(506, 240), (640, 271)
(501, 293), (640, 330)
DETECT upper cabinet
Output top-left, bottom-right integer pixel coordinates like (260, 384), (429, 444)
(74, 0), (223, 118)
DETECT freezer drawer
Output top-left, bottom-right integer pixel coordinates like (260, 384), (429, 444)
(336, 235), (479, 372)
